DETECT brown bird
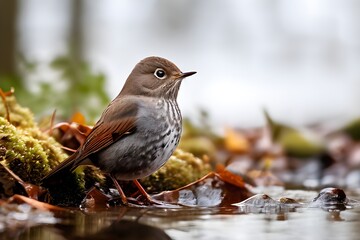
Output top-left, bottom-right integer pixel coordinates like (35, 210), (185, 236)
(42, 56), (196, 204)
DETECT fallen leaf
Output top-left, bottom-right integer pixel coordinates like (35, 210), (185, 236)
(216, 164), (245, 188)
(81, 187), (111, 209)
(152, 171), (252, 207)
(71, 111), (86, 125)
(8, 194), (67, 212)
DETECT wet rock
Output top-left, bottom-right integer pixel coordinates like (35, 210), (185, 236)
(313, 188), (347, 204)
(310, 187), (354, 211)
(236, 194), (277, 208)
(233, 194), (300, 213)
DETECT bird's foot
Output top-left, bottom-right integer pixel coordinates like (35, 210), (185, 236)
(132, 180), (165, 206)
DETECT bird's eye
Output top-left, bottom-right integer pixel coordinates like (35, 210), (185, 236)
(154, 68), (166, 79)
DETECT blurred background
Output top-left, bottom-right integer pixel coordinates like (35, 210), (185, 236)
(1, 0), (360, 127)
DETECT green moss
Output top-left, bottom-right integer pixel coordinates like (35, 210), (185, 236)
(0, 94), (107, 205)
(0, 117), (67, 184)
(140, 149), (212, 193)
(0, 95), (68, 185)
(26, 128), (69, 169)
(0, 95), (35, 129)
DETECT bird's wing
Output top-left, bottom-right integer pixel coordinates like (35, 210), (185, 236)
(42, 98), (138, 182)
(76, 97), (139, 158)
(74, 116), (136, 163)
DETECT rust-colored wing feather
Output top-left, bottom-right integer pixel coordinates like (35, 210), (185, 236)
(42, 98), (138, 183)
(72, 117), (136, 167)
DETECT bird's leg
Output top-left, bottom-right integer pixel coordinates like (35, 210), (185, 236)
(133, 179), (162, 205)
(133, 179), (152, 200)
(109, 174), (128, 205)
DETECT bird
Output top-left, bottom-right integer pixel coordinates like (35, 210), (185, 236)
(42, 56), (196, 204)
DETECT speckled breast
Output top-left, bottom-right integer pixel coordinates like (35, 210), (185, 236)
(96, 97), (182, 180)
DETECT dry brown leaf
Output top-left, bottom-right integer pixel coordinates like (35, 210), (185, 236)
(8, 194), (67, 212)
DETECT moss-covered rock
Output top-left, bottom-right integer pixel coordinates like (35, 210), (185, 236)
(140, 149), (212, 193)
(0, 94), (69, 184)
(0, 94), (106, 205)
(0, 117), (68, 184)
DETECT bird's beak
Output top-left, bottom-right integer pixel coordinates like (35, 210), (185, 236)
(181, 71), (197, 78)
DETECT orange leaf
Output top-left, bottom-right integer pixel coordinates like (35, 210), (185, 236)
(71, 111), (86, 125)
(215, 164), (245, 188)
(224, 127), (250, 154)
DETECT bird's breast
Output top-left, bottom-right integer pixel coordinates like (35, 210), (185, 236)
(96, 98), (182, 180)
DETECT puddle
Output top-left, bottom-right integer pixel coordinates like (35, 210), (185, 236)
(1, 189), (360, 240)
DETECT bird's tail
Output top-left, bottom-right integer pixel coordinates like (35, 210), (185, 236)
(41, 153), (78, 185)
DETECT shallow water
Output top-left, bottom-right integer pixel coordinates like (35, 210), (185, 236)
(2, 190), (360, 240)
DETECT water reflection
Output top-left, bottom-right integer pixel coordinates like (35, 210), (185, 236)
(72, 220), (172, 240)
(2, 204), (360, 240)
(2, 190), (360, 239)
